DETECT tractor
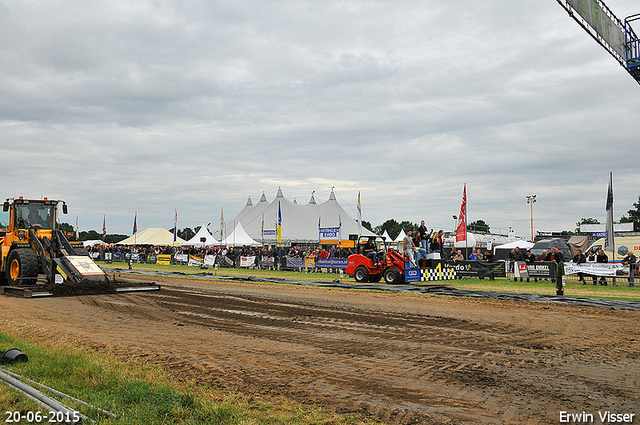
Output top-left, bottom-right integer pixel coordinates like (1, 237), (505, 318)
(345, 236), (406, 284)
(0, 196), (156, 296)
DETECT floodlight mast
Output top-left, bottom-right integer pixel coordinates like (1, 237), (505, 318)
(526, 195), (536, 242)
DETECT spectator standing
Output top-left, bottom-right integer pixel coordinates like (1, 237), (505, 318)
(622, 251), (637, 285)
(572, 249), (587, 284)
(524, 249), (536, 282)
(418, 220), (430, 256)
(403, 230), (419, 269)
(596, 249), (608, 286)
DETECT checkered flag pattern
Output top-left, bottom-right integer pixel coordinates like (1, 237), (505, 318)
(421, 268), (457, 281)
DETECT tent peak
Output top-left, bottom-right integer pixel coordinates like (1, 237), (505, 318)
(259, 192), (268, 202)
(276, 187), (284, 198)
(246, 196), (253, 207)
(328, 189), (336, 201)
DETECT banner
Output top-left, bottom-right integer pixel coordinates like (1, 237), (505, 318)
(174, 253), (188, 264)
(405, 261), (505, 282)
(157, 254), (172, 265)
(285, 257), (304, 268)
(563, 262), (622, 277)
(204, 255), (216, 267)
(563, 0), (626, 60)
(319, 227), (341, 242)
(315, 259), (348, 269)
(525, 262), (555, 279)
(240, 256), (256, 267)
(514, 261), (529, 278)
(262, 257), (275, 268)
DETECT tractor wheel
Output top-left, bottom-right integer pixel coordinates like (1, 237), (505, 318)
(6, 249), (39, 285)
(354, 266), (370, 283)
(384, 268), (403, 285)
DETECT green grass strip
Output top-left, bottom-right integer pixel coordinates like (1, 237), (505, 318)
(0, 331), (375, 424)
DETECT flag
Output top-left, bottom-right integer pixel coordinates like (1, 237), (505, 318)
(261, 214), (264, 240)
(605, 172), (614, 251)
(173, 209), (178, 243)
(102, 215), (106, 240)
(220, 207), (224, 241)
(456, 184), (467, 243)
(318, 217), (321, 243)
(356, 191), (362, 237)
(132, 212), (138, 235)
(75, 217), (79, 235)
(339, 215), (342, 244)
(277, 201), (282, 244)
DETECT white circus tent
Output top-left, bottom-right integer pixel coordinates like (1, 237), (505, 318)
(217, 188), (376, 244)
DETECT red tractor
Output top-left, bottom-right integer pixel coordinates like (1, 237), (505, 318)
(345, 236), (406, 284)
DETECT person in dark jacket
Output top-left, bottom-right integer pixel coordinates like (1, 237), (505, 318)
(524, 249), (537, 282)
(596, 249), (608, 285)
(622, 251), (637, 284)
(511, 247), (525, 281)
(572, 249), (586, 284)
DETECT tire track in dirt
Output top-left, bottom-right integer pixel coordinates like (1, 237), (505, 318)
(2, 277), (638, 425)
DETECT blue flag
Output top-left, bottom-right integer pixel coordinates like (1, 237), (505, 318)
(132, 212), (138, 235)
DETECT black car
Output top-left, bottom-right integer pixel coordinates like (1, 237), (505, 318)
(530, 238), (572, 259)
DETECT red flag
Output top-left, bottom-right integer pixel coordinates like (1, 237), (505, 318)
(456, 184), (467, 242)
(102, 215), (106, 240)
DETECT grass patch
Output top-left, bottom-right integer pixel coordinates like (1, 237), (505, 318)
(0, 332), (375, 425)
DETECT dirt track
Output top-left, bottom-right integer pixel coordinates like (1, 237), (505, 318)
(1, 275), (639, 424)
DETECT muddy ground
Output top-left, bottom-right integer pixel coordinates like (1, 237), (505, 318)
(0, 274), (638, 424)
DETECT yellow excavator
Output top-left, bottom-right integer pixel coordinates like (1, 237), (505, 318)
(0, 196), (157, 296)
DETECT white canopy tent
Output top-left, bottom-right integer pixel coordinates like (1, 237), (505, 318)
(182, 223), (219, 246)
(220, 222), (260, 247)
(117, 228), (186, 246)
(394, 229), (407, 243)
(493, 240), (534, 252)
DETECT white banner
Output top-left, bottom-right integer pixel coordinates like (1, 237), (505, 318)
(174, 253), (188, 263)
(204, 255), (216, 267)
(240, 256), (256, 267)
(563, 262), (622, 277)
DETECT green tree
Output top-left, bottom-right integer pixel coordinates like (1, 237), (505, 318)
(78, 230), (101, 241)
(620, 195), (640, 231)
(59, 222), (74, 232)
(177, 227), (195, 241)
(373, 219), (417, 240)
(467, 220), (490, 233)
(104, 234), (128, 243)
(575, 217), (600, 234)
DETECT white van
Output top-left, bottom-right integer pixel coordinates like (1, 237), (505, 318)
(587, 236), (640, 261)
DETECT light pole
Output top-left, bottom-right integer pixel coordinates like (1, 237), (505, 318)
(526, 195), (536, 242)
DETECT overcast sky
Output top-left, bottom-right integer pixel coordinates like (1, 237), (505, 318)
(1, 0), (638, 238)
